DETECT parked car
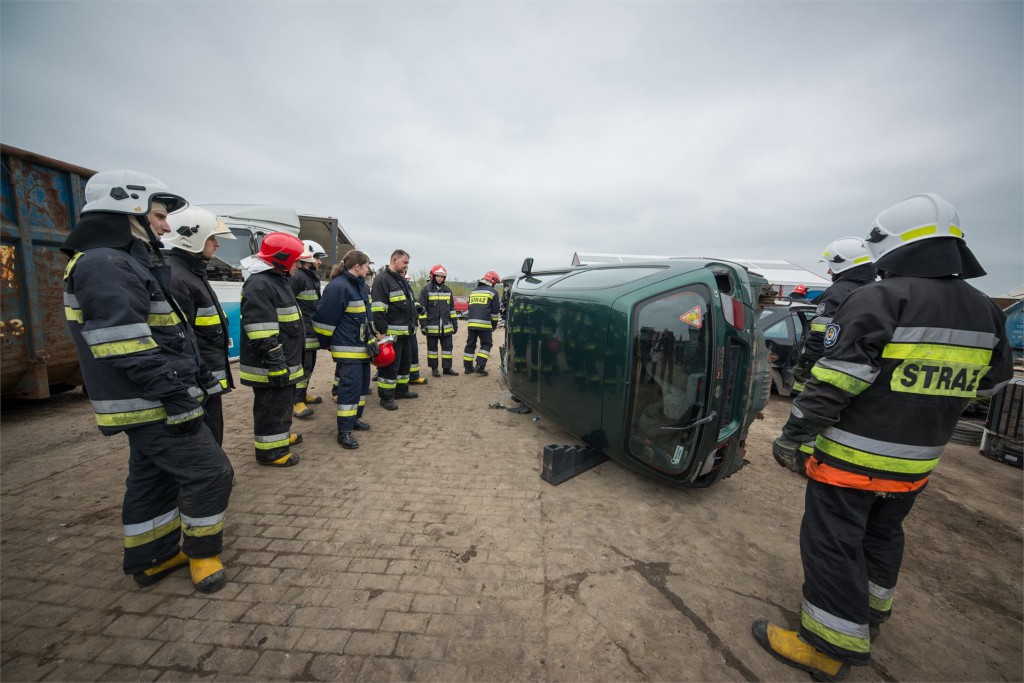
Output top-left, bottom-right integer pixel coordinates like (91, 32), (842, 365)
(502, 257), (775, 489)
(757, 300), (817, 396)
(453, 295), (469, 319)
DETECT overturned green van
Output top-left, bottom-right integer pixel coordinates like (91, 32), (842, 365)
(501, 258), (774, 488)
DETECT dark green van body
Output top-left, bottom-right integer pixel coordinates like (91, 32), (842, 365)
(502, 259), (773, 488)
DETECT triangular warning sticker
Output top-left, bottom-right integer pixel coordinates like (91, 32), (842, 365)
(680, 306), (702, 328)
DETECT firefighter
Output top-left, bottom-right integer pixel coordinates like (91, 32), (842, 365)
(239, 232), (311, 467)
(370, 249), (419, 409)
(61, 170), (233, 593)
(789, 237), (878, 400)
(162, 206), (236, 445)
(407, 273), (428, 386)
(754, 193), (1013, 681)
(464, 271), (501, 376)
(313, 250), (374, 449)
(419, 264), (459, 377)
(291, 240), (327, 418)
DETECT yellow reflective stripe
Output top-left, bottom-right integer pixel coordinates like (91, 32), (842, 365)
(800, 611), (870, 654)
(65, 306), (84, 323)
(296, 293), (319, 300)
(901, 225), (937, 241)
(267, 368), (288, 376)
(949, 225), (962, 237)
(219, 378), (229, 389)
(312, 323), (335, 336)
(890, 360), (988, 397)
(147, 312), (182, 327)
(182, 520), (224, 538)
(255, 438), (290, 450)
(853, 255), (871, 264)
(90, 338), (158, 359)
(869, 593), (893, 612)
(882, 342), (991, 365)
(345, 303), (367, 313)
(810, 323), (827, 333)
(332, 351), (370, 359)
(194, 315), (222, 326)
(337, 406), (358, 417)
(811, 365), (870, 395)
(63, 251), (85, 280)
(240, 371), (269, 383)
(246, 329), (279, 340)
(277, 312), (301, 322)
(123, 517), (181, 548)
(815, 434), (939, 475)
(289, 368), (305, 380)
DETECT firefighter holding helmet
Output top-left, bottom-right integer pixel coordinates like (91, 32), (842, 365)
(162, 206), (237, 445)
(61, 170), (233, 594)
(754, 194), (1013, 681)
(291, 239), (327, 419)
(239, 232), (311, 467)
(370, 249), (419, 409)
(788, 237), (878, 400)
(313, 250), (376, 449)
(419, 264), (460, 377)
(463, 271), (501, 376)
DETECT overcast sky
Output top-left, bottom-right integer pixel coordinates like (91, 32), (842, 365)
(3, 1), (1021, 295)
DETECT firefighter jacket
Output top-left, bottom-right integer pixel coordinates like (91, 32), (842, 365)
(418, 280), (457, 335)
(312, 270), (372, 364)
(166, 249), (234, 395)
(290, 264), (322, 350)
(63, 238), (212, 435)
(370, 266), (416, 337)
(239, 268), (305, 387)
(803, 265), (877, 362)
(793, 275), (1012, 491)
(467, 283), (500, 330)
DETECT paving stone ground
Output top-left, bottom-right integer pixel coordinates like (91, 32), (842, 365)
(2, 329), (1021, 681)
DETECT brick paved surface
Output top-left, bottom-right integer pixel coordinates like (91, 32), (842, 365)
(2, 330), (1022, 681)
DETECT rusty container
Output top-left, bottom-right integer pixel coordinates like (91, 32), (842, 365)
(1, 144), (95, 398)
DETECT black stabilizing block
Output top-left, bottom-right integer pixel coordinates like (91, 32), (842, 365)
(541, 444), (609, 485)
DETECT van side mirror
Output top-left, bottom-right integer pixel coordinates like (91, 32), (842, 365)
(521, 257), (534, 275)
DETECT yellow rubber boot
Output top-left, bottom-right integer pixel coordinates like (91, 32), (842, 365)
(751, 619), (849, 681)
(260, 452), (299, 467)
(190, 556), (227, 594)
(133, 550), (189, 587)
(293, 402), (314, 419)
(306, 394), (323, 405)
(289, 433), (303, 446)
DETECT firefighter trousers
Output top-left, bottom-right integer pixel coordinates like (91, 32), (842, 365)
(377, 334), (413, 400)
(336, 361), (370, 432)
(252, 386), (295, 463)
(122, 422), (233, 575)
(294, 348), (318, 402)
(203, 394), (224, 446)
(464, 329), (493, 370)
(426, 333), (454, 370)
(409, 331), (422, 380)
(799, 477), (923, 665)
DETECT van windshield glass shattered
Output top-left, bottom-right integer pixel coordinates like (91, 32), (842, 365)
(626, 286), (712, 475)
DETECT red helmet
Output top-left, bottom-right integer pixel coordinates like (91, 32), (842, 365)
(370, 337), (396, 368)
(257, 232), (309, 271)
(481, 271), (500, 285)
(792, 284), (808, 296)
(430, 264), (448, 278)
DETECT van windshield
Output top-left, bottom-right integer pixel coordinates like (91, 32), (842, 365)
(212, 227), (253, 268)
(626, 286), (712, 474)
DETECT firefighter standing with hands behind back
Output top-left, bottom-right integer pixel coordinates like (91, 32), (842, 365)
(419, 264), (459, 377)
(61, 170), (233, 594)
(239, 233), (311, 467)
(754, 193), (1013, 681)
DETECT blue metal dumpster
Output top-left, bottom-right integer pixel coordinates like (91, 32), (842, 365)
(1, 144), (94, 398)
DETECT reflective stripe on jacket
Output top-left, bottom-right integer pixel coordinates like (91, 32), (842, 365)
(467, 285), (500, 330)
(63, 240), (208, 434)
(418, 280), (457, 335)
(166, 250), (233, 394)
(290, 264), (322, 349)
(370, 266), (416, 337)
(795, 275), (1012, 488)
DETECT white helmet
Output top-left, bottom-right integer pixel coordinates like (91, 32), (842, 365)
(865, 193), (964, 263)
(83, 169), (187, 216)
(300, 240), (326, 263)
(162, 206), (235, 253)
(820, 237), (872, 274)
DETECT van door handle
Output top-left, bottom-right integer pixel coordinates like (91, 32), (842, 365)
(661, 411), (717, 431)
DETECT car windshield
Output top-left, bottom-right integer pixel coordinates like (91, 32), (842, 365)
(626, 286), (711, 474)
(212, 227), (253, 268)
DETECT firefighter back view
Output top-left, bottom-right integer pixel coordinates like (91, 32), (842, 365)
(61, 170), (233, 593)
(291, 240), (327, 419)
(789, 237), (877, 396)
(239, 232), (311, 467)
(464, 271), (502, 376)
(162, 206), (237, 445)
(754, 193), (1013, 681)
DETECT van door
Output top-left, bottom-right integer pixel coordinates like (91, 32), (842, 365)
(626, 286), (712, 475)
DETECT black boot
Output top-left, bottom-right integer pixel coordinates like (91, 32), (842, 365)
(380, 398), (398, 411)
(464, 365), (475, 374)
(338, 432), (359, 449)
(443, 368), (460, 376)
(432, 368), (441, 377)
(475, 365), (489, 377)
(396, 390), (419, 399)
(353, 420), (371, 431)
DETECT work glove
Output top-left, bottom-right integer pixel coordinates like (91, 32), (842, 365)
(452, 320), (458, 334)
(200, 369), (222, 397)
(264, 344), (290, 389)
(781, 405), (838, 443)
(772, 435), (808, 473)
(163, 394), (205, 435)
(492, 321), (498, 330)
(415, 302), (427, 317)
